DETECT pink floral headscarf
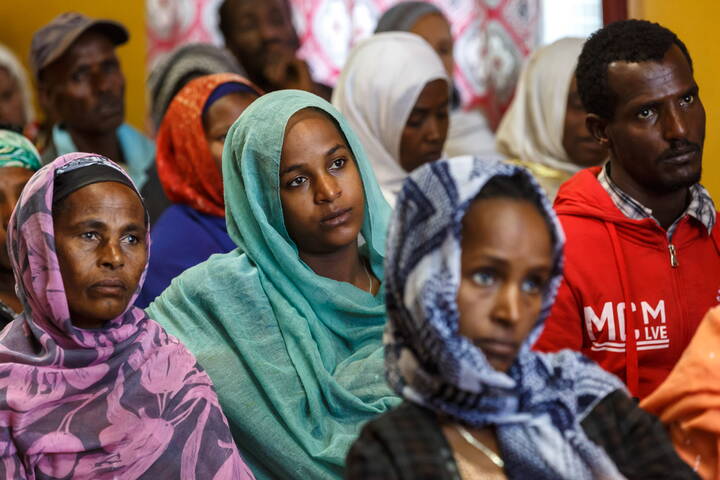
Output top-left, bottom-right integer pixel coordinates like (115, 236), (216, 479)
(0, 153), (255, 479)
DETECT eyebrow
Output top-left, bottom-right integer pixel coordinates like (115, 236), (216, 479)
(70, 220), (146, 232)
(629, 82), (699, 111)
(410, 96), (451, 113)
(279, 144), (348, 176)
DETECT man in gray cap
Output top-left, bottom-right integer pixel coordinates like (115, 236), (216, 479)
(32, 12), (154, 190)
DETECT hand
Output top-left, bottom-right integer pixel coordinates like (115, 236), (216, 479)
(263, 51), (315, 92)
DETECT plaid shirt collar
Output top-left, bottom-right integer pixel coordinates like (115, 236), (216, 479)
(598, 163), (716, 239)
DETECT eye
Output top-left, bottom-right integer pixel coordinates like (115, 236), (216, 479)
(80, 231), (99, 241)
(330, 158), (346, 170)
(71, 71), (89, 83)
(471, 270), (496, 287)
(287, 176), (307, 188)
(637, 107), (655, 120)
(680, 94), (695, 107)
(520, 276), (545, 295)
(124, 234), (140, 245)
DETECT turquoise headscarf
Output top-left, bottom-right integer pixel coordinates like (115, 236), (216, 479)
(0, 129), (41, 171)
(147, 90), (400, 480)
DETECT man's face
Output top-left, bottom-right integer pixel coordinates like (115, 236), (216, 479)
(599, 45), (705, 196)
(221, 0), (299, 83)
(41, 30), (125, 136)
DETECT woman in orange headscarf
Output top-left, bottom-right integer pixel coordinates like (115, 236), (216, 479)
(642, 306), (720, 479)
(137, 73), (261, 307)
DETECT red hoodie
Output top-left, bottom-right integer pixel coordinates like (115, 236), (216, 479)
(534, 167), (720, 399)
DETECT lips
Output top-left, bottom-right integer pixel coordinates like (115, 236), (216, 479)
(320, 207), (352, 227)
(474, 338), (519, 361)
(660, 150), (699, 165)
(90, 278), (127, 296)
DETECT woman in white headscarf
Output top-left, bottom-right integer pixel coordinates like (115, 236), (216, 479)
(333, 32), (450, 207)
(0, 44), (35, 136)
(496, 37), (608, 200)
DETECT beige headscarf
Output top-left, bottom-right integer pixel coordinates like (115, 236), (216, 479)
(0, 44), (35, 125)
(496, 38), (585, 196)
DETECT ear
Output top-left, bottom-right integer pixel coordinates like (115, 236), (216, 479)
(586, 113), (611, 147)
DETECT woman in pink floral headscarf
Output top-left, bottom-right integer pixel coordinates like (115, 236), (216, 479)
(0, 152), (255, 479)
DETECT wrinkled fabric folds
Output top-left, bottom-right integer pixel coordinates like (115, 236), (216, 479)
(384, 156), (625, 479)
(0, 152), (253, 479)
(148, 90), (399, 479)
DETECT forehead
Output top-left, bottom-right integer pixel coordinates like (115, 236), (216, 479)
(57, 182), (144, 219)
(411, 13), (452, 37)
(55, 31), (117, 69)
(462, 197), (552, 254)
(229, 0), (288, 16)
(607, 45), (694, 110)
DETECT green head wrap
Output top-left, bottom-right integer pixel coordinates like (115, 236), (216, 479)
(148, 90), (399, 479)
(0, 129), (41, 171)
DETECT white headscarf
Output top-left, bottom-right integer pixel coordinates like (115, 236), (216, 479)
(496, 37), (584, 174)
(332, 32), (448, 206)
(0, 44), (35, 125)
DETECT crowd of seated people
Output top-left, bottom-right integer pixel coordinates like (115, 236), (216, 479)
(0, 3), (717, 478)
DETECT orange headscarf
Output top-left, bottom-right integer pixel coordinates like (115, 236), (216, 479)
(156, 73), (260, 217)
(641, 306), (720, 479)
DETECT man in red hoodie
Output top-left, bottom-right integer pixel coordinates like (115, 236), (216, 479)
(534, 19), (720, 400)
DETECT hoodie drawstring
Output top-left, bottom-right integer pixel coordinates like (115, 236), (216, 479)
(604, 221), (639, 397)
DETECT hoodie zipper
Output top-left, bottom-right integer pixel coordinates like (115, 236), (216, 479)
(668, 244), (679, 267)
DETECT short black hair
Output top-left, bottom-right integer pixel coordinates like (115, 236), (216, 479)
(576, 19), (693, 120)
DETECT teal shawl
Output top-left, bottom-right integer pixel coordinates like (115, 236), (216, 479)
(147, 90), (400, 479)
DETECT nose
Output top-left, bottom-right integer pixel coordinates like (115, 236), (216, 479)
(314, 173), (341, 204)
(662, 104), (688, 141)
(98, 240), (124, 270)
(425, 116), (442, 142)
(491, 283), (521, 328)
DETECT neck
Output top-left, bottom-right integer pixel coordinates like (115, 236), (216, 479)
(609, 161), (690, 230)
(67, 127), (123, 165)
(299, 242), (377, 294)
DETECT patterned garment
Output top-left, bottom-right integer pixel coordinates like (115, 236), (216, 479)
(156, 73), (260, 217)
(598, 164), (715, 239)
(383, 156), (626, 479)
(0, 153), (254, 479)
(0, 129), (41, 171)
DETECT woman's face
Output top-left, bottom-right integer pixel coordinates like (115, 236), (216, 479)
(279, 109), (365, 255)
(0, 67), (26, 128)
(562, 76), (608, 167)
(204, 92), (258, 173)
(53, 182), (147, 329)
(456, 197), (553, 373)
(0, 166), (34, 270)
(399, 79), (449, 172)
(410, 13), (454, 78)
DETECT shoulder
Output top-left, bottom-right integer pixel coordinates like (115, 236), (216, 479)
(582, 390), (700, 479)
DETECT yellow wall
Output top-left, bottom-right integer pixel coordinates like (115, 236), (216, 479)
(0, 0), (147, 133)
(629, 0), (720, 201)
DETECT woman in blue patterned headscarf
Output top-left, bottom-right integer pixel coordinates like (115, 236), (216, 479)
(347, 156), (696, 479)
(0, 129), (41, 326)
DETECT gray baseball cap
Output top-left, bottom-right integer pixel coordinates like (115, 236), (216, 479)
(30, 12), (128, 80)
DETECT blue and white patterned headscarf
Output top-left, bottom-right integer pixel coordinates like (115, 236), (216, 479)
(384, 156), (626, 479)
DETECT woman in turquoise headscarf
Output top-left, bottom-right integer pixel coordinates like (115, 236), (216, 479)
(147, 90), (400, 479)
(0, 129), (41, 327)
